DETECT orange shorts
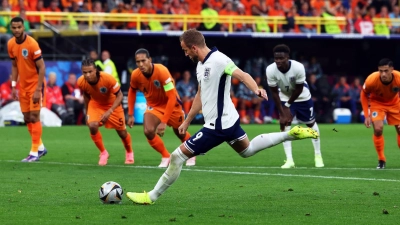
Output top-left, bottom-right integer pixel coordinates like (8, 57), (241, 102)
(19, 89), (46, 113)
(370, 103), (400, 125)
(145, 105), (184, 129)
(87, 102), (126, 130)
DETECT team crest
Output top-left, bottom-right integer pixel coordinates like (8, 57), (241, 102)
(99, 87), (107, 93)
(393, 87), (399, 92)
(153, 80), (161, 88)
(372, 111), (378, 118)
(289, 76), (296, 83)
(22, 48), (28, 59)
(204, 67), (211, 80)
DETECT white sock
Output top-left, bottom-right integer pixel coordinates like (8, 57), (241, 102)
(282, 126), (293, 161)
(38, 143), (45, 151)
(239, 131), (295, 158)
(311, 123), (321, 156)
(148, 147), (188, 202)
(30, 151), (38, 157)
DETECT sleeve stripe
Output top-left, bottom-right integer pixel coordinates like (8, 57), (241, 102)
(34, 56), (42, 62)
(113, 88), (121, 95)
(163, 82), (175, 92)
(10, 57), (15, 60)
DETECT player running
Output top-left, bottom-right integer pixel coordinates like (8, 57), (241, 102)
(266, 44), (324, 168)
(126, 29), (319, 205)
(127, 48), (195, 167)
(78, 59), (134, 166)
(8, 17), (47, 162)
(361, 58), (400, 169)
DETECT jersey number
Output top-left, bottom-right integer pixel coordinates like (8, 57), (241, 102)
(309, 107), (313, 117)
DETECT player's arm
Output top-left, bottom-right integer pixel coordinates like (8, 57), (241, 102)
(268, 86), (285, 115)
(109, 89), (123, 112)
(35, 58), (45, 92)
(161, 77), (178, 124)
(286, 84), (303, 105)
(360, 88), (370, 118)
(183, 86), (202, 124)
(83, 92), (91, 114)
(228, 63), (267, 100)
(127, 87), (137, 117)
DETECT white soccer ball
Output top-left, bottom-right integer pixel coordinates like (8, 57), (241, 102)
(99, 181), (123, 204)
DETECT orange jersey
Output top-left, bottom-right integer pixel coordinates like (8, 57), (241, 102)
(8, 34), (43, 91)
(130, 64), (180, 108)
(363, 70), (400, 106)
(78, 72), (120, 107)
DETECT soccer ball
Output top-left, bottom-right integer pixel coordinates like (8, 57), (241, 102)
(99, 181), (123, 204)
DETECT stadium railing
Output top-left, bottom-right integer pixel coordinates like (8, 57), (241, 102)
(0, 11), (351, 34)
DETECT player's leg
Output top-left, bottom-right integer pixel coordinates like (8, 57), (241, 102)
(370, 107), (386, 169)
(127, 128), (222, 204)
(87, 106), (109, 166)
(252, 98), (263, 124)
(280, 101), (294, 168)
(143, 110), (170, 167)
(383, 107), (400, 169)
(298, 99), (324, 168)
(239, 99), (250, 124)
(108, 107), (134, 164)
(169, 108), (195, 166)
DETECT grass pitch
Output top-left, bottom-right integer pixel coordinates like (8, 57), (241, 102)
(1, 124), (400, 225)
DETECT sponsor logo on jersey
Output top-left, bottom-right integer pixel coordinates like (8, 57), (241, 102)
(22, 48), (28, 59)
(99, 87), (107, 93)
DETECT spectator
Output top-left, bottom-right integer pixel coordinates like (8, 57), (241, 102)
(236, 82), (263, 124)
(61, 73), (85, 124)
(331, 76), (357, 115)
(354, 12), (374, 34)
(198, 3), (220, 31)
(29, 0), (48, 27)
(308, 56), (323, 79)
(350, 76), (362, 117)
(157, 1), (172, 30)
(109, 2), (128, 29)
(89, 50), (104, 71)
(46, 72), (74, 124)
(390, 5), (400, 33)
(139, 0), (157, 30)
(176, 70), (197, 114)
(48, 0), (62, 26)
(313, 74), (333, 122)
(219, 1), (239, 32)
(170, 0), (188, 31)
(102, 50), (120, 84)
(298, 2), (316, 33)
(0, 74), (19, 107)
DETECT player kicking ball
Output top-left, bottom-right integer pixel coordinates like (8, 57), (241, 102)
(266, 44), (324, 168)
(78, 59), (134, 166)
(126, 29), (318, 205)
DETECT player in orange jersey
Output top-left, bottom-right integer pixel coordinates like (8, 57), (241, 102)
(361, 58), (400, 169)
(78, 59), (134, 166)
(8, 17), (47, 162)
(127, 48), (195, 168)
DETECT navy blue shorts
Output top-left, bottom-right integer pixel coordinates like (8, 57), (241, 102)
(281, 98), (315, 124)
(183, 119), (247, 155)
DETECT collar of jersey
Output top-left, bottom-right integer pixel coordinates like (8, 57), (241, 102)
(202, 47), (218, 64)
(15, 33), (27, 45)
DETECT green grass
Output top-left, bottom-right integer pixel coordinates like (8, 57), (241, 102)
(1, 124), (400, 225)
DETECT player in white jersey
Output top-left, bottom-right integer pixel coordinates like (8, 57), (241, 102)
(126, 29), (319, 205)
(266, 44), (324, 168)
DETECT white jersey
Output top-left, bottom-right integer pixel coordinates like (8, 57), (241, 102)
(266, 60), (311, 102)
(196, 47), (239, 130)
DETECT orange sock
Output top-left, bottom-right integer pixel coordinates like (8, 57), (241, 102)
(183, 102), (191, 114)
(90, 131), (106, 153)
(121, 133), (133, 153)
(373, 134), (385, 161)
(148, 135), (170, 158)
(240, 110), (246, 118)
(27, 123), (32, 136)
(254, 110), (260, 119)
(31, 121), (42, 153)
(180, 132), (191, 143)
(397, 135), (400, 148)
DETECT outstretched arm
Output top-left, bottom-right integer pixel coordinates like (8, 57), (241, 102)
(231, 68), (268, 100)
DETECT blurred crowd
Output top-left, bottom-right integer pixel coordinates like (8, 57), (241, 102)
(1, 0), (399, 34)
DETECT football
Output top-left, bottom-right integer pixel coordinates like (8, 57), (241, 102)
(99, 181), (123, 204)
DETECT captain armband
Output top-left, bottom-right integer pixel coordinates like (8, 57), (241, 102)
(224, 62), (239, 76)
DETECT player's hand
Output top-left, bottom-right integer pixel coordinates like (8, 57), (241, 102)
(127, 116), (135, 128)
(364, 116), (371, 128)
(100, 110), (112, 124)
(279, 107), (292, 126)
(11, 87), (18, 100)
(32, 89), (41, 104)
(157, 122), (167, 137)
(255, 89), (268, 100)
(178, 121), (190, 135)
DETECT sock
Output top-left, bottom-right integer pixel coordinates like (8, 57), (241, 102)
(29, 122), (42, 156)
(148, 135), (170, 158)
(311, 123), (321, 156)
(240, 110), (246, 118)
(180, 132), (191, 143)
(90, 131), (106, 153)
(397, 134), (400, 148)
(254, 110), (260, 119)
(183, 101), (191, 114)
(373, 134), (385, 161)
(282, 126), (293, 161)
(38, 139), (45, 151)
(121, 133), (133, 153)
(27, 123), (32, 136)
(240, 131), (295, 158)
(148, 148), (188, 202)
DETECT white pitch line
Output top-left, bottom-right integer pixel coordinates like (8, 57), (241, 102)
(2, 160), (400, 183)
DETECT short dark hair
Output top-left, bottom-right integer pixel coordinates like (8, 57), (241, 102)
(81, 58), (96, 68)
(273, 44), (290, 54)
(179, 29), (206, 48)
(378, 58), (393, 67)
(135, 48), (151, 58)
(11, 16), (24, 24)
